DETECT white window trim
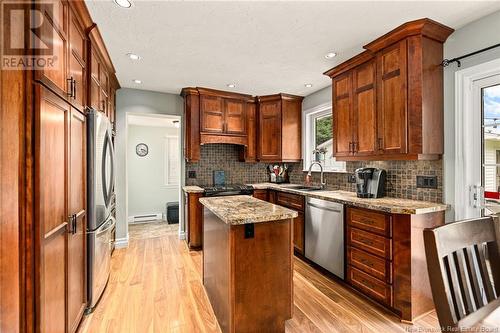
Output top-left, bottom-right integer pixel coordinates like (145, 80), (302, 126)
(454, 58), (500, 220)
(163, 135), (180, 188)
(302, 102), (347, 172)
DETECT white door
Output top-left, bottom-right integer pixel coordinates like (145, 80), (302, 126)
(457, 74), (500, 219)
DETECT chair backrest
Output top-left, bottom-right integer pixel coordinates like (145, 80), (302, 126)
(424, 217), (500, 329)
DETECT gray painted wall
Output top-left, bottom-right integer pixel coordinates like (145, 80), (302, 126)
(302, 9), (500, 222)
(115, 88), (184, 243)
(127, 125), (180, 218)
(443, 10), (500, 221)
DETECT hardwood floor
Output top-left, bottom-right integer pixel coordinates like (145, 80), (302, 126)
(78, 221), (440, 333)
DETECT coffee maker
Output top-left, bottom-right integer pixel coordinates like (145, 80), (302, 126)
(355, 167), (386, 198)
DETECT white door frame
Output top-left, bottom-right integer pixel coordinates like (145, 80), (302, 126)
(455, 58), (500, 220)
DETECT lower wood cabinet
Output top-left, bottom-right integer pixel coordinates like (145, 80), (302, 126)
(36, 85), (86, 333)
(252, 189), (268, 201)
(346, 206), (444, 322)
(185, 192), (203, 249)
(275, 192), (305, 255)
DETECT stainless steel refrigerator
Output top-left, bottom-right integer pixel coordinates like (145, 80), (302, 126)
(86, 108), (116, 312)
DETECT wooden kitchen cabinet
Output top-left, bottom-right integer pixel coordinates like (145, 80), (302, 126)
(68, 3), (87, 111)
(35, 85), (87, 333)
(3, 1), (118, 332)
(325, 18), (453, 161)
(87, 25), (119, 124)
(35, 0), (69, 98)
(332, 73), (353, 158)
(257, 99), (282, 161)
(185, 192), (204, 249)
(257, 94), (303, 162)
(240, 98), (257, 162)
(275, 191), (305, 255)
(346, 206), (444, 322)
(182, 87), (253, 162)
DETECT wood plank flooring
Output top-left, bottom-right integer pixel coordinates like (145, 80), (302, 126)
(78, 221), (440, 333)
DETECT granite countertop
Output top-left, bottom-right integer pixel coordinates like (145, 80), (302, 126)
(182, 185), (204, 193)
(249, 183), (448, 215)
(199, 195), (298, 225)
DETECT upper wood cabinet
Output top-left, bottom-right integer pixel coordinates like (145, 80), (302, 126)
(87, 25), (119, 128)
(325, 18), (453, 161)
(182, 87), (253, 162)
(182, 88), (302, 162)
(239, 98), (258, 162)
(258, 94), (303, 162)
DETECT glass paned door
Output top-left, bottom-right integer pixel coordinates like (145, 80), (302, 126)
(482, 82), (500, 215)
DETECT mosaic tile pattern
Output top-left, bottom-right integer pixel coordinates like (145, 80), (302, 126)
(185, 144), (443, 203)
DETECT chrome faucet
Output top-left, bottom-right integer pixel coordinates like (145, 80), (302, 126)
(307, 161), (326, 189)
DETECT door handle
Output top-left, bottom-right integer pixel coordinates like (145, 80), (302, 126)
(67, 77), (75, 98)
(377, 138), (383, 151)
(349, 142), (353, 154)
(73, 80), (77, 100)
(68, 214), (76, 234)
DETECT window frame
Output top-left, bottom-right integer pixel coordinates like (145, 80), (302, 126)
(302, 102), (346, 172)
(163, 135), (180, 188)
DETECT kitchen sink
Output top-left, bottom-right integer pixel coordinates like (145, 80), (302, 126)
(283, 185), (324, 192)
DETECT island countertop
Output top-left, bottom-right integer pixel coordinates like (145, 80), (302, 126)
(199, 195), (298, 225)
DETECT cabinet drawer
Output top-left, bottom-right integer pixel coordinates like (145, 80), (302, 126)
(253, 190), (268, 202)
(347, 266), (393, 306)
(347, 226), (392, 260)
(347, 207), (391, 237)
(348, 246), (392, 283)
(276, 192), (304, 211)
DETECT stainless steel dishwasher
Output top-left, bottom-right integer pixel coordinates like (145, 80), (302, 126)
(305, 197), (344, 279)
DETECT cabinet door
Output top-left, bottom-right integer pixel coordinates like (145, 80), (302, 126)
(376, 40), (408, 155)
(332, 73), (353, 157)
(36, 0), (69, 98)
(89, 77), (101, 112)
(200, 95), (224, 133)
(67, 109), (87, 333)
(241, 101), (257, 161)
(68, 6), (86, 111)
(353, 60), (377, 156)
(37, 86), (69, 333)
(258, 101), (282, 161)
(293, 212), (305, 255)
(224, 99), (246, 135)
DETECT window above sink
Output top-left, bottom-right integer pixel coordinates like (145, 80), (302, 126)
(303, 102), (346, 172)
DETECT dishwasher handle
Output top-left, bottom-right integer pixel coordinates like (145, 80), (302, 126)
(307, 202), (343, 213)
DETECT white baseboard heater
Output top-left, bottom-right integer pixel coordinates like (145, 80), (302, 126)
(128, 213), (162, 223)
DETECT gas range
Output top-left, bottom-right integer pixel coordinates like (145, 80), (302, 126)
(201, 184), (254, 197)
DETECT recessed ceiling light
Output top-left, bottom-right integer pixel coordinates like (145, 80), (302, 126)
(305, 83), (313, 88)
(114, 0), (132, 8)
(132, 79), (142, 84)
(127, 53), (140, 60)
(227, 83), (236, 88)
(325, 52), (337, 59)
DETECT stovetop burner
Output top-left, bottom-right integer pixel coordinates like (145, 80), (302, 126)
(202, 184), (254, 197)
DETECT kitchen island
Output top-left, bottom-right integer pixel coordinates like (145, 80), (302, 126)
(199, 195), (298, 333)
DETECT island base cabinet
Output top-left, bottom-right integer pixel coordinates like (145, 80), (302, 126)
(203, 209), (293, 333)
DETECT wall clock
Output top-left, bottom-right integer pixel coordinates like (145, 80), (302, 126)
(136, 143), (148, 157)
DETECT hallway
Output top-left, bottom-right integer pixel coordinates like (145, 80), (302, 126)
(78, 222), (440, 333)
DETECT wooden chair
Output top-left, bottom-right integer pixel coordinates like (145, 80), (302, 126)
(424, 217), (500, 331)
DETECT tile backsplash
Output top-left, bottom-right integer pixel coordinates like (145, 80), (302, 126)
(186, 144), (443, 203)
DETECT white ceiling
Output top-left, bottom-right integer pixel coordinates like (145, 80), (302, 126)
(127, 114), (180, 127)
(86, 0), (500, 97)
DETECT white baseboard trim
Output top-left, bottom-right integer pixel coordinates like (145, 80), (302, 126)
(114, 234), (129, 249)
(128, 212), (163, 223)
(178, 231), (186, 240)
